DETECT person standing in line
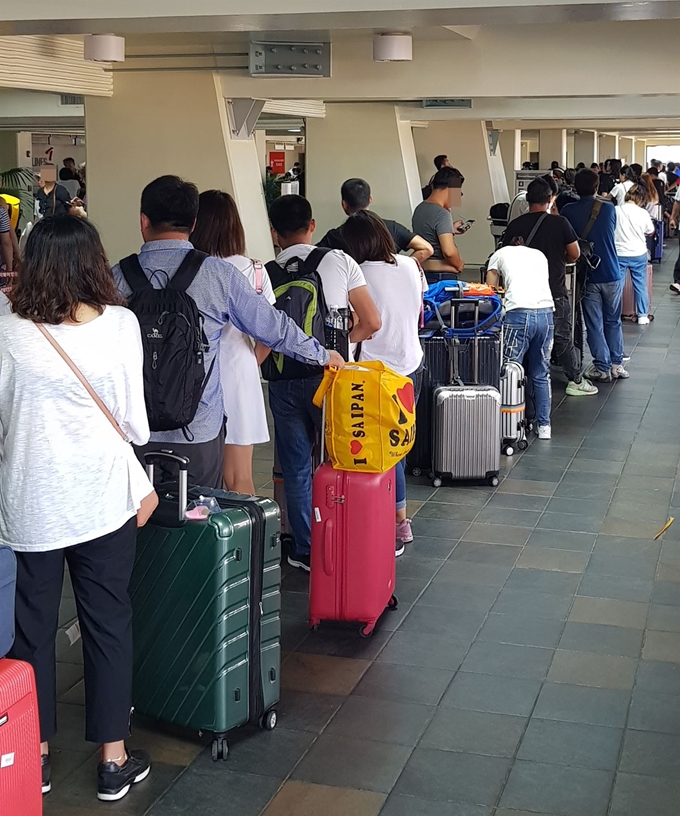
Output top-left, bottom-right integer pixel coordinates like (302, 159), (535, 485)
(3, 216), (157, 802)
(502, 177), (597, 397)
(615, 185), (655, 325)
(611, 165), (638, 207)
(316, 178), (434, 266)
(112, 176), (345, 489)
(266, 195), (381, 571)
(35, 166), (72, 218)
(190, 189), (275, 495)
(341, 210), (426, 555)
(668, 185), (680, 295)
(412, 166), (467, 276)
(562, 169), (628, 383)
(486, 238), (555, 439)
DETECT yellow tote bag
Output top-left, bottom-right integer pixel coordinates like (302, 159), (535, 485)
(313, 362), (416, 473)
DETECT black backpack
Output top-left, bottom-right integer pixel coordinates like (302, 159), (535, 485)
(261, 247), (331, 381)
(574, 199), (604, 286)
(119, 249), (213, 435)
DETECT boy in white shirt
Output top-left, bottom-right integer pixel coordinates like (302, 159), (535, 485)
(266, 195), (381, 570)
(486, 239), (555, 439)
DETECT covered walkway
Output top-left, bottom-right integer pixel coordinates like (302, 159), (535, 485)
(48, 245), (680, 816)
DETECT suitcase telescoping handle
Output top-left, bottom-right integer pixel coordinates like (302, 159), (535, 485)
(144, 451), (190, 523)
(444, 294), (482, 385)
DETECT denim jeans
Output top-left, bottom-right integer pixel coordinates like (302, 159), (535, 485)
(268, 375), (323, 557)
(504, 308), (554, 427)
(552, 294), (582, 382)
(618, 254), (649, 319)
(582, 279), (624, 371)
(396, 364), (424, 512)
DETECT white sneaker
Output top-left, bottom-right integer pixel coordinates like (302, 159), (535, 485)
(537, 425), (552, 440)
(611, 364), (630, 379)
(623, 354), (631, 362)
(566, 379), (599, 396)
(637, 316), (650, 325)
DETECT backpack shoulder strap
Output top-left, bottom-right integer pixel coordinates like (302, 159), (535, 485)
(581, 199), (604, 241)
(119, 254), (153, 293)
(301, 246), (332, 275)
(170, 249), (209, 293)
(525, 212), (549, 248)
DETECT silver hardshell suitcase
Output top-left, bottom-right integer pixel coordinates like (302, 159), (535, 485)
(500, 361), (528, 457)
(431, 336), (501, 488)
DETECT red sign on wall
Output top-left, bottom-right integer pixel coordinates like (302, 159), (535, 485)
(269, 151), (286, 175)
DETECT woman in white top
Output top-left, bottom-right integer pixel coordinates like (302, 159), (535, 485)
(615, 184), (656, 324)
(611, 165), (638, 207)
(341, 210), (426, 555)
(191, 190), (274, 494)
(2, 217), (155, 801)
(640, 172), (662, 219)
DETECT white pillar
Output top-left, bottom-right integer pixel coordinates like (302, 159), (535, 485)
(414, 120), (507, 265)
(86, 70), (273, 262)
(539, 128), (567, 169)
(0, 131), (32, 169)
(634, 140), (647, 166)
(619, 137), (634, 166)
(254, 130), (267, 181)
(305, 103), (421, 238)
(566, 132), (575, 168)
(599, 134), (617, 165)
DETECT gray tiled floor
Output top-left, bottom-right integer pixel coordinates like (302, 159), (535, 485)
(46, 243), (680, 815)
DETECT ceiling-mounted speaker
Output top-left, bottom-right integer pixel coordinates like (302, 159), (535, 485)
(84, 34), (125, 63)
(373, 34), (413, 62)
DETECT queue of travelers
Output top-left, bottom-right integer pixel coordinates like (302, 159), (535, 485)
(0, 148), (674, 804)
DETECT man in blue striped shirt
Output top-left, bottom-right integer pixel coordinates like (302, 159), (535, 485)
(112, 175), (344, 488)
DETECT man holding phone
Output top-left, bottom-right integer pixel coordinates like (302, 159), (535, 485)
(412, 166), (468, 276)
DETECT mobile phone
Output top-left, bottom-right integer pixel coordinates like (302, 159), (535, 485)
(458, 219), (475, 233)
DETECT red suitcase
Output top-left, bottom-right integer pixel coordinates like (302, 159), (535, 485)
(309, 464), (398, 637)
(0, 658), (42, 816)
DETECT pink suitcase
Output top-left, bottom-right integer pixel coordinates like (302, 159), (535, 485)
(621, 263), (653, 321)
(0, 659), (42, 816)
(309, 464), (398, 637)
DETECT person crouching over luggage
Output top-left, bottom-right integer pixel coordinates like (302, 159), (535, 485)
(486, 238), (555, 439)
(341, 210), (426, 555)
(2, 217), (156, 801)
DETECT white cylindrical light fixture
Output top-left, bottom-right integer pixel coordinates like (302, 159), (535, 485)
(373, 33), (412, 63)
(84, 34), (126, 63)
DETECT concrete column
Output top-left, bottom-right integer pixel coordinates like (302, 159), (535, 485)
(619, 137), (634, 166)
(539, 128), (567, 169)
(566, 132), (575, 169)
(499, 129), (521, 202)
(413, 120), (508, 265)
(85, 70), (273, 263)
(254, 130), (267, 181)
(0, 131), (32, 169)
(599, 134), (617, 165)
(634, 140), (647, 166)
(574, 130), (598, 166)
(305, 103), (421, 239)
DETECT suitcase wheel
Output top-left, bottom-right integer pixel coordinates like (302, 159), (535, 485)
(260, 709), (278, 731)
(433, 477), (442, 488)
(211, 736), (229, 762)
(518, 439), (529, 451)
(360, 623), (376, 638)
(387, 594), (399, 611)
(411, 468), (422, 477)
(503, 444), (515, 457)
(488, 475), (500, 487)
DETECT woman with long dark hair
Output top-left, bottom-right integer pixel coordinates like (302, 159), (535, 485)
(3, 216), (154, 802)
(341, 210), (425, 555)
(190, 190), (274, 494)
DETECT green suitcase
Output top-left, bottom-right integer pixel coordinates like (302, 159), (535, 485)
(129, 452), (281, 761)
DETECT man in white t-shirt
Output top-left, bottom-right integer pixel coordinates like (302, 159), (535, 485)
(486, 239), (555, 440)
(267, 195), (381, 571)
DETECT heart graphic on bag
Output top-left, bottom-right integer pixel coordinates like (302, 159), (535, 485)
(350, 440), (363, 455)
(396, 383), (415, 414)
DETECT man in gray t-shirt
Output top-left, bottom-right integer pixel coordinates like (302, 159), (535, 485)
(412, 167), (465, 274)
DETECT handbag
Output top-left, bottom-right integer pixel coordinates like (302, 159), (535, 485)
(35, 322), (158, 527)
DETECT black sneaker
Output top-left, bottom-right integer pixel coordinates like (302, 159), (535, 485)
(395, 542), (405, 557)
(41, 754), (51, 795)
(287, 553), (311, 572)
(97, 749), (151, 802)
